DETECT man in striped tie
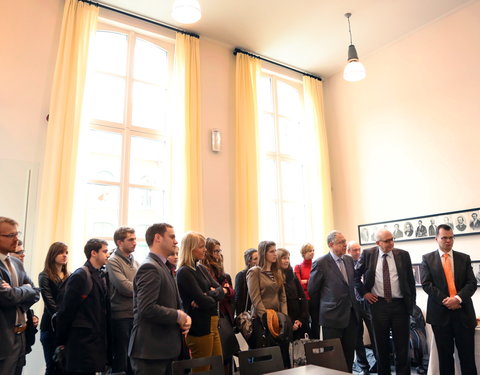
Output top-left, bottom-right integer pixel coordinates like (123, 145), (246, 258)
(420, 224), (477, 375)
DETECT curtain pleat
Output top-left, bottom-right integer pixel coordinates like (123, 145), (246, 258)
(235, 53), (261, 269)
(35, 0), (98, 269)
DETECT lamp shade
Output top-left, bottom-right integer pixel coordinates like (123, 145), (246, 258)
(171, 0), (201, 24)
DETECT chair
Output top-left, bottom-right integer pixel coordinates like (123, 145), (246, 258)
(304, 338), (349, 372)
(172, 355), (224, 375)
(238, 346), (284, 375)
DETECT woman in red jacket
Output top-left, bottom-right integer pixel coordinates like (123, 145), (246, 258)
(293, 243), (315, 300)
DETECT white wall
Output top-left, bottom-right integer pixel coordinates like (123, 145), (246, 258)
(324, 0), (480, 314)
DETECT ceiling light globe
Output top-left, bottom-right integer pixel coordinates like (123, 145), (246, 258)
(343, 60), (366, 82)
(171, 0), (201, 24)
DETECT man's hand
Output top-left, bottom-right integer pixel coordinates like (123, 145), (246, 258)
(191, 300), (199, 308)
(442, 297), (462, 310)
(180, 315), (192, 336)
(364, 292), (378, 304)
(32, 315), (39, 327)
(1, 280), (11, 289)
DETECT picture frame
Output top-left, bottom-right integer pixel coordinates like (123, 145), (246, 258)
(412, 263), (421, 286)
(471, 260), (480, 287)
(358, 207), (480, 246)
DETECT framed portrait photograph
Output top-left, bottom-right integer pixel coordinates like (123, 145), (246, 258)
(358, 207), (480, 246)
(471, 260), (480, 287)
(412, 264), (421, 286)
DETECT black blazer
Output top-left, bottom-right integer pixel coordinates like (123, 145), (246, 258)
(308, 253), (358, 329)
(283, 267), (309, 329)
(234, 268), (251, 316)
(420, 250), (477, 328)
(38, 271), (66, 332)
(354, 247), (416, 315)
(177, 264), (224, 336)
(55, 262), (112, 373)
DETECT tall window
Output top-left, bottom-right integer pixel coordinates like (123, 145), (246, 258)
(258, 70), (310, 265)
(75, 22), (175, 261)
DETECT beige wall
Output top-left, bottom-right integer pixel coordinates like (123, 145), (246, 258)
(324, 0), (480, 313)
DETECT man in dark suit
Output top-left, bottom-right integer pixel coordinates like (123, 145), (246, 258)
(469, 212), (480, 230)
(354, 229), (416, 375)
(129, 223), (191, 375)
(420, 224), (477, 375)
(308, 231), (359, 372)
(56, 238), (112, 374)
(347, 241), (377, 375)
(416, 220), (427, 237)
(0, 217), (40, 375)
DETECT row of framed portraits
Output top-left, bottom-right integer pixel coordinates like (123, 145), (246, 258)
(358, 207), (480, 246)
(412, 261), (480, 287)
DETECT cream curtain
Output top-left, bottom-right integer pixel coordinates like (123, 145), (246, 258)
(303, 76), (334, 245)
(172, 33), (203, 233)
(235, 53), (261, 269)
(35, 0), (98, 267)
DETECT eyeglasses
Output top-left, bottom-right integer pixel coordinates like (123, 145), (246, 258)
(439, 236), (454, 241)
(0, 232), (22, 239)
(213, 250), (222, 254)
(13, 250), (25, 255)
(379, 238), (394, 243)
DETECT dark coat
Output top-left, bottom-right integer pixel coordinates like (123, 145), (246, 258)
(354, 247), (416, 315)
(420, 250), (477, 328)
(38, 271), (65, 332)
(0, 256), (39, 360)
(55, 261), (112, 373)
(234, 268), (251, 316)
(283, 267), (309, 339)
(128, 252), (183, 361)
(176, 264), (224, 336)
(308, 252), (359, 329)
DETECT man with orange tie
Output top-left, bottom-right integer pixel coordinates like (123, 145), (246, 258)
(420, 224), (477, 375)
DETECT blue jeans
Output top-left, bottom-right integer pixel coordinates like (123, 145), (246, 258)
(40, 330), (56, 375)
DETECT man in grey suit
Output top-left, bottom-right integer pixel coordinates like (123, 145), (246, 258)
(354, 229), (416, 375)
(128, 223), (191, 375)
(0, 217), (40, 374)
(308, 230), (359, 372)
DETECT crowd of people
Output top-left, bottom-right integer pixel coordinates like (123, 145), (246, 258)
(0, 215), (477, 375)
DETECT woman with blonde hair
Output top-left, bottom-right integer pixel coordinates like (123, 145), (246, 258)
(176, 232), (225, 368)
(247, 240), (289, 367)
(294, 243), (314, 300)
(38, 241), (70, 375)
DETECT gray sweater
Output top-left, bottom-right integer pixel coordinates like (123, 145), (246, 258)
(106, 249), (139, 319)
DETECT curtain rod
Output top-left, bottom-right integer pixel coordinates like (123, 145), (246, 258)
(233, 48), (322, 81)
(78, 0), (200, 38)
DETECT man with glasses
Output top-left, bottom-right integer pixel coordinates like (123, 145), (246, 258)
(308, 231), (359, 372)
(0, 217), (40, 374)
(354, 229), (416, 375)
(420, 224), (477, 374)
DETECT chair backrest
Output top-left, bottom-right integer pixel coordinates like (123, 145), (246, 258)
(304, 338), (348, 372)
(172, 355), (224, 375)
(238, 346), (284, 375)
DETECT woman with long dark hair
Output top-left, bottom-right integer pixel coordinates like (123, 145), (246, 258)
(38, 242), (70, 374)
(201, 238), (238, 374)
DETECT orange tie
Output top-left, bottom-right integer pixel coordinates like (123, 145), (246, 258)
(442, 253), (457, 297)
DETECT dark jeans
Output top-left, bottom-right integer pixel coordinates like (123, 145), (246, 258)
(40, 330), (56, 375)
(111, 318), (134, 375)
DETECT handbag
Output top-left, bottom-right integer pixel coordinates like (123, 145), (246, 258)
(234, 278), (254, 340)
(290, 333), (321, 367)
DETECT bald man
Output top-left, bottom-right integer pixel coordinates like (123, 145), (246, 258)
(354, 229), (416, 375)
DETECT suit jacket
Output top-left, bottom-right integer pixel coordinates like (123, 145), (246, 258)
(420, 250), (477, 328)
(354, 247), (416, 315)
(128, 252), (183, 360)
(56, 262), (112, 373)
(0, 256), (40, 360)
(308, 253), (358, 329)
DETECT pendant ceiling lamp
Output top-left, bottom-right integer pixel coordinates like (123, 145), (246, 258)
(171, 0), (201, 24)
(343, 12), (366, 82)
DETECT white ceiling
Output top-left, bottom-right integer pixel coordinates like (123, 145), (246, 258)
(98, 0), (473, 78)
